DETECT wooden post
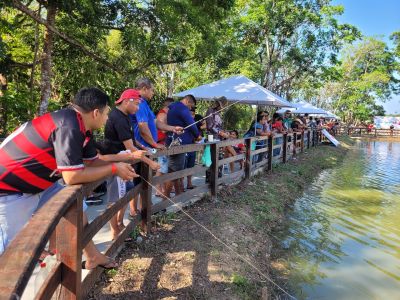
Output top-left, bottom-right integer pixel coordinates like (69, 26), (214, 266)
(267, 135), (273, 172)
(282, 133), (287, 163)
(141, 162), (153, 233)
(307, 130), (311, 149)
(293, 132), (297, 156)
(210, 143), (219, 199)
(300, 131), (304, 153)
(244, 138), (252, 180)
(56, 194), (83, 300)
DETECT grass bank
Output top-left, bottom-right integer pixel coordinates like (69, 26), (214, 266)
(89, 136), (354, 300)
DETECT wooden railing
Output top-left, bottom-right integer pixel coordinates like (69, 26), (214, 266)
(339, 127), (400, 137)
(0, 130), (321, 300)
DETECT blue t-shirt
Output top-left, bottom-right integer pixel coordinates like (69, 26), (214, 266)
(166, 102), (199, 145)
(129, 98), (157, 147)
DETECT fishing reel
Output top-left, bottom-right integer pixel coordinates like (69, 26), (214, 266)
(168, 133), (183, 148)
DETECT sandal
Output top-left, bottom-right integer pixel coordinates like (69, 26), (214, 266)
(81, 257), (118, 270)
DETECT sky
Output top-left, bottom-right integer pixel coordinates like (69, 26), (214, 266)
(332, 0), (400, 114)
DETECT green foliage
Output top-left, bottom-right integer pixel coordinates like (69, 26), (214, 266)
(0, 0), (399, 135)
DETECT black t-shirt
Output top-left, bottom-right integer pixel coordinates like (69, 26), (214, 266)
(102, 107), (133, 154)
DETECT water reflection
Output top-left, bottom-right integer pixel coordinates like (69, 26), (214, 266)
(276, 140), (400, 300)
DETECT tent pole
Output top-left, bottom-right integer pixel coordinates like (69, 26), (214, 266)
(254, 105), (258, 136)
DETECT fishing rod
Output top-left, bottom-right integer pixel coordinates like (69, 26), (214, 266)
(168, 91), (268, 148)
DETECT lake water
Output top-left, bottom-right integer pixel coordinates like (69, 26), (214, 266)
(277, 140), (400, 300)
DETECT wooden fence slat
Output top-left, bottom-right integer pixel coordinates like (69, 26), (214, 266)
(267, 135), (273, 172)
(217, 153), (245, 166)
(56, 194), (83, 300)
(282, 133), (288, 163)
(151, 184), (210, 214)
(210, 143), (219, 199)
(82, 183), (142, 247)
(251, 146), (270, 156)
(244, 138), (252, 180)
(150, 143), (205, 158)
(151, 165), (207, 185)
(141, 163), (153, 233)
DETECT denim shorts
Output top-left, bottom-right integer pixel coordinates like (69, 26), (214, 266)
(158, 155), (169, 174)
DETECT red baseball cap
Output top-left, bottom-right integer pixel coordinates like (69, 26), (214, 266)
(115, 89), (141, 104)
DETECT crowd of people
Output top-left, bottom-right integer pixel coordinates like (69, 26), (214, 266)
(0, 78), (340, 271)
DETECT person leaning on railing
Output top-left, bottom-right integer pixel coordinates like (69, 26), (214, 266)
(0, 87), (138, 269)
(164, 94), (201, 198)
(97, 88), (160, 241)
(128, 78), (183, 217)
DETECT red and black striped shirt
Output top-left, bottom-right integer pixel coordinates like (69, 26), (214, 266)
(0, 108), (98, 194)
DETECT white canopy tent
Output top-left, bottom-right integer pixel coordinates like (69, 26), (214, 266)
(276, 101), (327, 115)
(173, 75), (293, 107)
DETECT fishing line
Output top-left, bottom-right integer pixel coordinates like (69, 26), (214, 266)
(139, 175), (297, 300)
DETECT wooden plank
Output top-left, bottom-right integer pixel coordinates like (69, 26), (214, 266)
(272, 144), (282, 150)
(152, 165), (207, 185)
(272, 133), (283, 140)
(0, 185), (80, 299)
(252, 158), (269, 170)
(141, 163), (153, 233)
(151, 143), (204, 158)
(251, 146), (269, 156)
(34, 262), (62, 300)
(209, 143), (218, 198)
(56, 194), (83, 300)
(219, 170), (244, 185)
(244, 138), (252, 180)
(218, 153), (245, 166)
(267, 136), (273, 172)
(211, 138), (245, 148)
(282, 133), (288, 163)
(82, 184), (142, 247)
(151, 184), (210, 214)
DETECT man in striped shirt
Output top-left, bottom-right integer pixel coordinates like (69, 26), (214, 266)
(0, 87), (137, 269)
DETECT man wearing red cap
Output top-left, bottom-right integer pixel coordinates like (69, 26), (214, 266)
(99, 89), (160, 240)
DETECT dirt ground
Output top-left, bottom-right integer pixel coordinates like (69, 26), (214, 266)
(88, 138), (351, 300)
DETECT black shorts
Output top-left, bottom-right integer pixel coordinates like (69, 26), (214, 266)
(168, 153), (186, 172)
(133, 162), (142, 185)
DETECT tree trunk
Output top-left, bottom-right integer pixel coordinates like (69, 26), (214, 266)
(0, 74), (8, 136)
(167, 64), (175, 97)
(30, 4), (41, 104)
(38, 3), (57, 116)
